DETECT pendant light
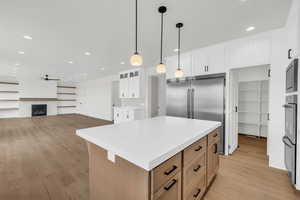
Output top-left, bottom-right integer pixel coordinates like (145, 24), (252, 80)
(175, 23), (184, 78)
(156, 6), (167, 74)
(130, 0), (143, 66)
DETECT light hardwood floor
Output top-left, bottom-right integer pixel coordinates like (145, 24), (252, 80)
(0, 115), (299, 200)
(0, 114), (112, 200)
(205, 135), (300, 200)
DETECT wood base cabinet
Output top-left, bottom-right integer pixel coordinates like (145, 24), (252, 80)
(207, 129), (220, 186)
(87, 128), (220, 200)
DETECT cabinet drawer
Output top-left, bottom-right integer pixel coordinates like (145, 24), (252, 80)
(183, 171), (206, 200)
(183, 137), (207, 166)
(183, 153), (206, 189)
(152, 152), (182, 193)
(153, 173), (182, 200)
(208, 129), (220, 146)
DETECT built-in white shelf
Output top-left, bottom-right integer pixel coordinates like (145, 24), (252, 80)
(238, 80), (269, 137)
(57, 85), (77, 114)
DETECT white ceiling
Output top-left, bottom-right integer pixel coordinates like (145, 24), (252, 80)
(0, 0), (292, 82)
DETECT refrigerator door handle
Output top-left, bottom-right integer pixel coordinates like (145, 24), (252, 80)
(191, 88), (195, 119)
(187, 89), (191, 118)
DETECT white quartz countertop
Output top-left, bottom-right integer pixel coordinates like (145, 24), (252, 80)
(76, 116), (221, 171)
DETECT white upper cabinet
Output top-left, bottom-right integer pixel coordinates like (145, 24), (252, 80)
(119, 69), (142, 99)
(191, 49), (209, 76)
(119, 72), (129, 98)
(191, 44), (225, 76)
(225, 37), (271, 69)
(128, 70), (140, 98)
(166, 53), (192, 79)
(206, 44), (226, 74)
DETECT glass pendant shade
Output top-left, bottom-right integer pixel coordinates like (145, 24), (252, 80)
(175, 68), (184, 78)
(130, 53), (143, 66)
(156, 63), (166, 74)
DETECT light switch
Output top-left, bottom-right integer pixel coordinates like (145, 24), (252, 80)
(107, 151), (116, 163)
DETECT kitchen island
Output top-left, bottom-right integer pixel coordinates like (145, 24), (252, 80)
(77, 116), (221, 200)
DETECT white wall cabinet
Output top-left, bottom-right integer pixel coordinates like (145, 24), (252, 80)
(114, 107), (145, 124)
(166, 53), (192, 79)
(166, 45), (226, 79)
(225, 38), (271, 69)
(119, 69), (142, 99)
(191, 44), (225, 76)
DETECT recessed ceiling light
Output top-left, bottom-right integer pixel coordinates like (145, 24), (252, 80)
(23, 35), (33, 40)
(18, 51), (25, 55)
(85, 52), (91, 56)
(173, 48), (179, 52)
(68, 61), (73, 64)
(246, 26), (255, 32)
(120, 62), (125, 65)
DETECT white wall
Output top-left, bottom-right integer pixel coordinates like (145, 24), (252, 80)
(77, 75), (118, 121)
(268, 29), (289, 170)
(19, 78), (57, 98)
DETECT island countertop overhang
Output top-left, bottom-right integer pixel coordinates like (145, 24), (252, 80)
(76, 116), (221, 171)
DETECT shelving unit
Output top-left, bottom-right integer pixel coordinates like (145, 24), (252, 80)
(57, 85), (77, 114)
(238, 80), (269, 137)
(0, 82), (20, 118)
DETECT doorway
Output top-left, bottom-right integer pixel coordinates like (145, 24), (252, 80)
(228, 65), (270, 155)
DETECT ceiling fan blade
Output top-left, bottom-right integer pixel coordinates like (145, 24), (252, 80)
(48, 78), (61, 81)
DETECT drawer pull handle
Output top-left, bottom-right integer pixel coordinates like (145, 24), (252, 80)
(193, 165), (201, 172)
(193, 189), (201, 198)
(164, 165), (177, 176)
(164, 179), (177, 191)
(195, 146), (202, 152)
(213, 133), (218, 138)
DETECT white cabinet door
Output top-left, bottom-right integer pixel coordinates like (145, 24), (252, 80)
(191, 45), (225, 76)
(119, 72), (129, 98)
(166, 56), (177, 79)
(191, 49), (208, 76)
(226, 38), (271, 69)
(181, 53), (192, 77)
(114, 107), (125, 124)
(128, 70), (140, 98)
(206, 45), (226, 74)
(166, 53), (192, 79)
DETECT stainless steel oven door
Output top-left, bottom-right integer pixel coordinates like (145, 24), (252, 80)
(283, 103), (297, 144)
(283, 136), (296, 184)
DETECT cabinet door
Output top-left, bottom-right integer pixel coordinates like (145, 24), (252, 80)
(129, 70), (140, 98)
(225, 37), (271, 69)
(153, 173), (181, 200)
(181, 53), (192, 77)
(191, 49), (208, 76)
(166, 53), (192, 79)
(166, 56), (177, 79)
(206, 45), (225, 74)
(119, 72), (129, 98)
(207, 142), (219, 186)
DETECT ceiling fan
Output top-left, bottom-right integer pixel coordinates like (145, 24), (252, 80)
(42, 74), (60, 81)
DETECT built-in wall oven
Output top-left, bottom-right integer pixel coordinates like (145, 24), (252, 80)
(286, 59), (298, 93)
(283, 95), (297, 184)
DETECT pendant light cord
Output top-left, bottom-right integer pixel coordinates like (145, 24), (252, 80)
(160, 13), (163, 63)
(135, 0), (138, 54)
(178, 26), (181, 70)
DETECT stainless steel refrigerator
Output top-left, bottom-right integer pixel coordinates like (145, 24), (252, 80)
(166, 74), (225, 154)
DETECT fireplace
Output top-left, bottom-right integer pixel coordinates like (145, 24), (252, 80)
(32, 104), (47, 117)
